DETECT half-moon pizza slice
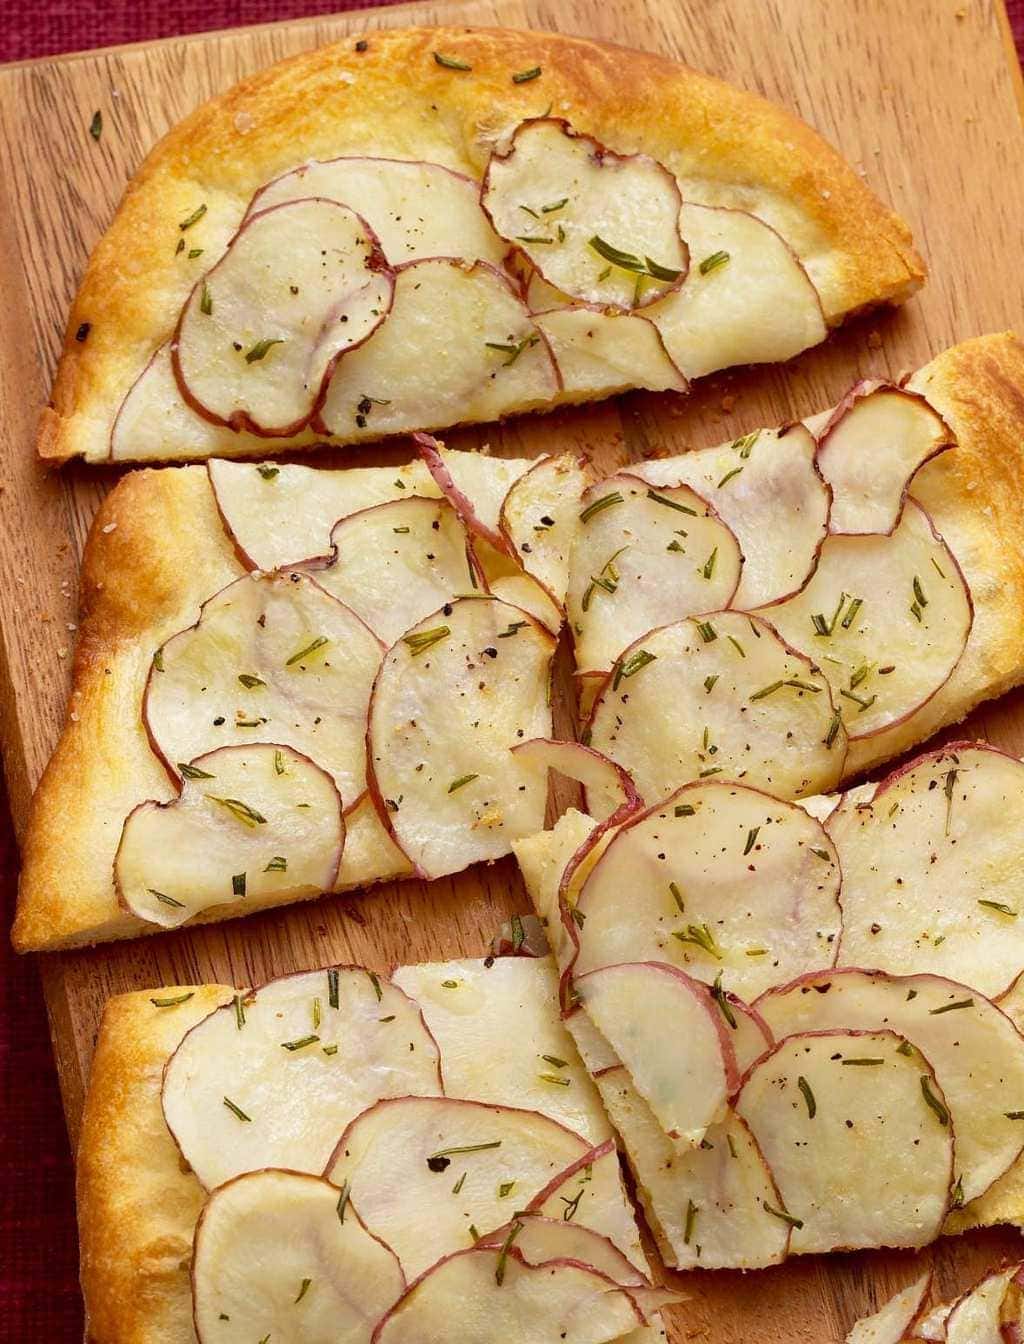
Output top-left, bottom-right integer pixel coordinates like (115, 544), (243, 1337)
(42, 25), (923, 465)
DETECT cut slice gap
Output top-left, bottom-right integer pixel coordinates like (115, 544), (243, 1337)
(634, 425), (828, 609)
(175, 199), (393, 435)
(251, 157), (507, 265)
(830, 742), (1024, 998)
(754, 498), (972, 741)
(316, 259), (559, 438)
(473, 539), (565, 632)
(735, 1028), (954, 1255)
(844, 1271), (932, 1344)
(535, 308), (687, 397)
(192, 1169), (405, 1344)
(570, 780), (841, 1000)
(755, 968), (1024, 1204)
(371, 1246), (645, 1344)
(162, 967), (441, 1189)
(482, 118), (687, 311)
(586, 611), (847, 803)
(646, 203), (825, 380)
(593, 1067), (790, 1271)
(511, 738), (643, 824)
(325, 1095), (592, 1279)
(145, 570), (383, 805)
(568, 474), (743, 675)
(499, 453), (590, 602)
(115, 743), (343, 928)
(367, 596), (554, 878)
(299, 496), (478, 646)
(575, 962), (737, 1145)
(817, 384), (954, 535)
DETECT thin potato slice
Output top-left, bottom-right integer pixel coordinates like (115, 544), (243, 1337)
(636, 425), (829, 608)
(192, 1170), (405, 1344)
(115, 743), (343, 928)
(575, 962), (737, 1145)
(162, 967), (442, 1189)
(301, 497), (477, 645)
(499, 453), (590, 602)
(251, 157), (507, 265)
(325, 1096), (591, 1278)
(570, 781), (841, 999)
(477, 1215), (646, 1289)
(593, 1067), (790, 1271)
(944, 1266), (1018, 1344)
(586, 611), (846, 802)
(831, 743), (1024, 997)
(144, 571), (383, 805)
(755, 499), (972, 740)
(755, 968), (1024, 1204)
(816, 385), (953, 535)
(316, 259), (558, 438)
(844, 1271), (932, 1344)
(525, 1139), (648, 1274)
(568, 475), (742, 674)
(735, 1029), (954, 1255)
(511, 738), (643, 824)
(367, 597), (554, 878)
(372, 1247), (644, 1344)
(175, 199), (393, 435)
(535, 308), (687, 397)
(482, 118), (687, 311)
(646, 204), (826, 380)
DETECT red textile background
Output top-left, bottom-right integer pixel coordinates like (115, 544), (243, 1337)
(0, 3), (1021, 1340)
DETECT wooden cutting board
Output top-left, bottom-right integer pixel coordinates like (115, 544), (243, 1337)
(2, 0), (1024, 1337)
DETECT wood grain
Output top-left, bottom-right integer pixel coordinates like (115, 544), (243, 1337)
(2, 1), (1024, 1338)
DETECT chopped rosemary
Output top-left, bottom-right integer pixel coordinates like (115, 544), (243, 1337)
(367, 971), (383, 1002)
(89, 110), (103, 141)
(646, 489), (697, 515)
(237, 673), (266, 689)
(150, 991), (195, 1008)
(701, 547), (718, 580)
(498, 1181), (516, 1198)
(717, 466), (743, 488)
(199, 282), (213, 316)
(913, 576), (928, 608)
(179, 762), (215, 780)
(336, 1180), (351, 1223)
(485, 333), (539, 366)
(274, 749), (286, 775)
(512, 65), (542, 82)
(232, 872), (246, 897)
(448, 773), (479, 793)
(979, 899), (1017, 916)
(539, 1072), (571, 1086)
(264, 856), (288, 872)
(542, 197), (568, 213)
(179, 203), (207, 231)
(295, 1277), (312, 1304)
(711, 972), (737, 1028)
(920, 1075), (950, 1125)
(698, 250), (730, 275)
(695, 620), (717, 643)
(285, 635), (328, 666)
(149, 888), (185, 908)
(683, 1199), (698, 1244)
(824, 709), (843, 748)
(613, 648), (656, 689)
(328, 968), (340, 1009)
(541, 1054), (568, 1068)
(580, 491), (624, 524)
(510, 913), (525, 953)
(430, 1141), (503, 1160)
(222, 1096), (251, 1122)
(281, 1034), (320, 1052)
(587, 235), (682, 283)
(797, 1075), (816, 1118)
(762, 1200), (803, 1229)
(244, 337), (284, 364)
(669, 880), (685, 912)
(840, 1057), (884, 1066)
(402, 625), (450, 656)
(743, 826), (760, 855)
(672, 922), (723, 959)
(733, 431), (760, 458)
(433, 51), (472, 70)
(674, 803), (696, 816)
(210, 796), (267, 827)
(929, 997), (973, 1014)
(234, 994), (246, 1030)
(452, 1172), (467, 1194)
(495, 1220), (523, 1285)
(704, 674), (719, 693)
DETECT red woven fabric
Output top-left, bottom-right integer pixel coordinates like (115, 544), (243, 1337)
(0, 5), (1022, 1341)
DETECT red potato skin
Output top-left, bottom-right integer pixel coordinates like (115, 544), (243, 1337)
(162, 965), (444, 1187)
(190, 1167), (406, 1344)
(368, 1243), (645, 1344)
(510, 736), (644, 819)
(474, 1214), (648, 1292)
(497, 451), (594, 617)
(172, 198), (395, 439)
(480, 116), (690, 314)
(246, 154), (486, 219)
(522, 1136), (618, 1212)
(143, 568), (385, 813)
(753, 497), (973, 745)
(363, 594), (557, 880)
(112, 741), (346, 922)
(530, 301), (690, 393)
(814, 381), (956, 538)
(865, 737), (1021, 804)
(414, 431), (516, 557)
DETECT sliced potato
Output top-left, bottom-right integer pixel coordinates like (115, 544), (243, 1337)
(755, 499), (972, 741)
(831, 743), (1024, 997)
(511, 738), (643, 824)
(192, 1169), (405, 1344)
(208, 450), (533, 574)
(482, 118), (687, 311)
(587, 611), (846, 802)
(646, 203), (825, 380)
(115, 743), (343, 928)
(162, 968), (442, 1189)
(372, 1246), (644, 1344)
(525, 1138), (647, 1273)
(735, 1029), (954, 1254)
(535, 308), (687, 397)
(944, 1266), (1018, 1344)
(251, 157), (507, 265)
(302, 497), (477, 645)
(175, 199), (393, 435)
(325, 1095), (592, 1278)
(499, 453), (589, 602)
(755, 968), (1024, 1204)
(576, 962), (736, 1144)
(568, 475), (743, 674)
(316, 259), (558, 438)
(845, 1271), (932, 1344)
(391, 956), (611, 1146)
(513, 810), (604, 973)
(570, 781), (840, 999)
(816, 385), (953, 535)
(635, 425), (828, 608)
(594, 1067), (790, 1271)
(145, 571), (383, 805)
(367, 596), (554, 878)
(478, 1214), (646, 1289)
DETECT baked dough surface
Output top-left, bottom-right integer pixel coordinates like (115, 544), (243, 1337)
(42, 24), (924, 464)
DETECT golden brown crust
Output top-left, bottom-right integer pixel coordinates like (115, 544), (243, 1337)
(77, 986), (233, 1344)
(46, 25), (923, 464)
